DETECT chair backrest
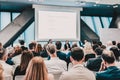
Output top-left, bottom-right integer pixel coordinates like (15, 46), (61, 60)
(15, 75), (24, 80)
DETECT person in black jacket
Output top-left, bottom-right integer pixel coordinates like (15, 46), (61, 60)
(96, 50), (120, 80)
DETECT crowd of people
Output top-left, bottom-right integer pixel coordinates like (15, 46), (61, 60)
(0, 39), (120, 80)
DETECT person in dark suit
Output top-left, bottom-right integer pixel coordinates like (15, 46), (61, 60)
(64, 40), (71, 51)
(55, 41), (66, 62)
(96, 50), (120, 80)
(19, 40), (28, 51)
(86, 47), (103, 71)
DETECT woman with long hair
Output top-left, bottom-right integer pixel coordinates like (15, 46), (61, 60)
(13, 50), (33, 80)
(24, 57), (54, 80)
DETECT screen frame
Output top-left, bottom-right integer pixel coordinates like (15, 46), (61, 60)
(33, 5), (82, 41)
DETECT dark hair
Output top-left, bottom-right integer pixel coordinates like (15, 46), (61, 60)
(35, 44), (42, 53)
(110, 47), (120, 61)
(19, 40), (25, 45)
(46, 44), (56, 54)
(48, 39), (52, 44)
(101, 45), (106, 49)
(55, 41), (62, 50)
(95, 47), (103, 55)
(112, 41), (116, 45)
(97, 41), (102, 46)
(64, 43), (71, 50)
(71, 47), (84, 61)
(20, 50), (33, 71)
(85, 54), (95, 62)
(102, 51), (115, 64)
(29, 43), (36, 50)
(92, 44), (99, 51)
(0, 48), (6, 59)
(71, 43), (78, 48)
(117, 43), (120, 49)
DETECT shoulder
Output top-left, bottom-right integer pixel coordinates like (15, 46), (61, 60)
(59, 71), (71, 80)
(48, 74), (54, 80)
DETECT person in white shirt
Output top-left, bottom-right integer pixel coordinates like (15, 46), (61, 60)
(59, 47), (96, 80)
(0, 48), (13, 80)
(45, 44), (67, 80)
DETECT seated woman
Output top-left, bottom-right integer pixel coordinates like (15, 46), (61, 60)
(13, 50), (33, 80)
(24, 57), (54, 80)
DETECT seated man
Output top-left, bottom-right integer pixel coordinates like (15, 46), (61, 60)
(0, 48), (13, 80)
(59, 47), (96, 80)
(96, 50), (120, 80)
(45, 44), (67, 75)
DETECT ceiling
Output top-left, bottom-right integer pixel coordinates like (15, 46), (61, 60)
(0, 0), (120, 16)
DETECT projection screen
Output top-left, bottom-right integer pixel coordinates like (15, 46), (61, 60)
(33, 5), (82, 41)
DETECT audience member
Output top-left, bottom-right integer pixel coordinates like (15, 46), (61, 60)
(6, 47), (14, 65)
(12, 47), (22, 67)
(0, 42), (3, 49)
(86, 47), (103, 71)
(19, 40), (28, 51)
(101, 45), (106, 50)
(45, 44), (67, 76)
(64, 40), (71, 52)
(48, 39), (53, 44)
(0, 64), (4, 80)
(83, 42), (95, 54)
(40, 44), (49, 58)
(13, 50), (33, 80)
(55, 41), (66, 62)
(59, 47), (96, 80)
(29, 42), (40, 56)
(0, 48), (13, 80)
(110, 47), (120, 61)
(96, 50), (120, 80)
(117, 42), (120, 54)
(112, 40), (116, 47)
(24, 57), (54, 80)
(35, 43), (43, 54)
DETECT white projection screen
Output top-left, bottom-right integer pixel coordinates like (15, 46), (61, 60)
(33, 5), (82, 41)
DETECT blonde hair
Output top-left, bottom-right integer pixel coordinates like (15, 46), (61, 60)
(83, 42), (94, 54)
(0, 64), (4, 80)
(24, 57), (48, 80)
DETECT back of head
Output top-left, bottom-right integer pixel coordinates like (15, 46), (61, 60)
(25, 57), (48, 80)
(95, 47), (103, 55)
(71, 47), (84, 61)
(97, 41), (102, 47)
(112, 41), (116, 45)
(29, 42), (36, 50)
(46, 44), (56, 54)
(71, 42), (78, 48)
(102, 50), (115, 64)
(20, 50), (34, 71)
(19, 40), (25, 45)
(55, 41), (62, 50)
(0, 48), (6, 60)
(92, 44), (99, 51)
(110, 47), (120, 61)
